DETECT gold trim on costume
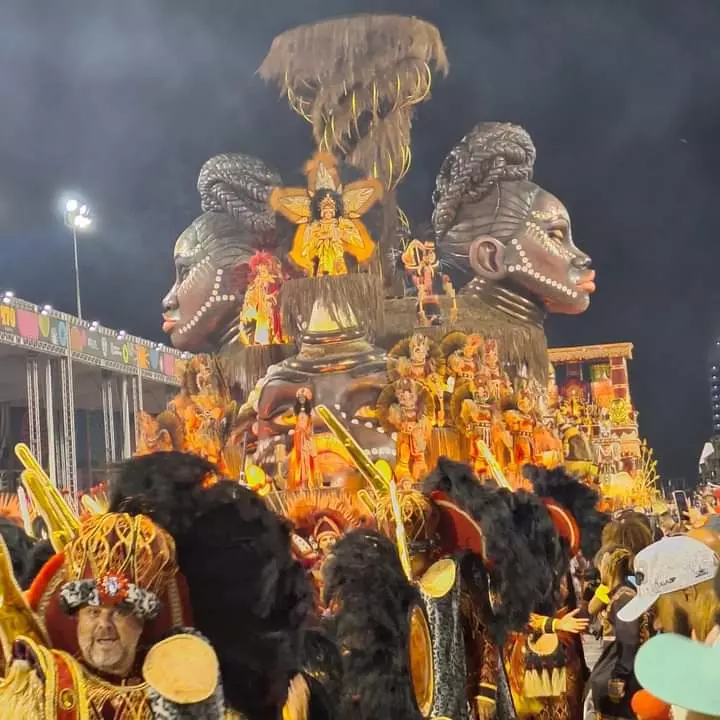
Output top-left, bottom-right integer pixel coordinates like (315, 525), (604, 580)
(408, 604), (434, 717)
(418, 559), (457, 599)
(15, 443), (80, 552)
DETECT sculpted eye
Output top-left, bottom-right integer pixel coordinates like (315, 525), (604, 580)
(178, 265), (190, 282)
(353, 405), (377, 420)
(548, 228), (565, 242)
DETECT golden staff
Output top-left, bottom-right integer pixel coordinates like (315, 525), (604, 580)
(15, 443), (79, 552)
(388, 479), (413, 580)
(315, 404), (414, 580)
(475, 439), (512, 490)
(315, 405), (390, 494)
(0, 534), (48, 666)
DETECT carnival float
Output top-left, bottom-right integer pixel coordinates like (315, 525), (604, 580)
(0, 14), (664, 720)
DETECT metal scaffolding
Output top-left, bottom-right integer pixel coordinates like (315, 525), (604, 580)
(59, 353), (77, 497)
(101, 373), (117, 465)
(25, 355), (42, 466)
(121, 375), (132, 458)
(45, 358), (57, 486)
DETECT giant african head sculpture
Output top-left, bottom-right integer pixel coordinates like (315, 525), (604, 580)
(433, 122), (595, 321)
(162, 154), (282, 352)
(251, 300), (394, 490)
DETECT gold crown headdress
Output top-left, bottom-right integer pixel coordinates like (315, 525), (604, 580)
(409, 332), (431, 356)
(60, 513), (177, 621)
(305, 152), (341, 196)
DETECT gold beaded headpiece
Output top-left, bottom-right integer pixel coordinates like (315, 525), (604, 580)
(409, 333), (431, 356)
(60, 513), (177, 620)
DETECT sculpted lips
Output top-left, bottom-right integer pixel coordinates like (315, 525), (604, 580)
(574, 270), (596, 295)
(162, 313), (178, 333)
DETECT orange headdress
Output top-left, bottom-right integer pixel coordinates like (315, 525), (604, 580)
(0, 494), (22, 526)
(248, 250), (280, 275)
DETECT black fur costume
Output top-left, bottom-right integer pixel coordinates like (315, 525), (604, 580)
(0, 518), (53, 590)
(524, 464), (608, 562)
(322, 530), (420, 720)
(424, 457), (560, 642)
(108, 451), (316, 720)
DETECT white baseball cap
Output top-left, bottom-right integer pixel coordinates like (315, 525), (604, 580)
(617, 535), (719, 623)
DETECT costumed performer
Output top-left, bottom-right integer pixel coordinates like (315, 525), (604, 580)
(591, 534), (720, 719)
(0, 511), (225, 719)
(107, 451), (326, 720)
(501, 465), (606, 720)
(634, 565), (720, 720)
(270, 152), (382, 277)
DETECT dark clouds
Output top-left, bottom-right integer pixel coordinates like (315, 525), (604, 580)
(2, 0), (720, 479)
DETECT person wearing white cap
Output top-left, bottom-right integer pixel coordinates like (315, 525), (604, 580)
(633, 566), (720, 719)
(617, 535), (720, 629)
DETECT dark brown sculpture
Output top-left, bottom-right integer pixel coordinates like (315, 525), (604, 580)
(161, 153), (293, 392)
(251, 300), (394, 490)
(433, 122), (596, 322)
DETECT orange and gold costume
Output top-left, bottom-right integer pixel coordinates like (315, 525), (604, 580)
(269, 153), (382, 277)
(0, 512), (222, 720)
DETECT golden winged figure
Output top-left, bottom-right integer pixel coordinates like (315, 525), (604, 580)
(269, 152), (383, 277)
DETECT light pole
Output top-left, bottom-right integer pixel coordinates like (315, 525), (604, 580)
(63, 199), (92, 319)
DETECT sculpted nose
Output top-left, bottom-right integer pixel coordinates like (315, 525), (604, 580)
(572, 252), (592, 270)
(162, 287), (179, 312)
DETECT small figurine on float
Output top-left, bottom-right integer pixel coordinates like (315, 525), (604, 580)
(172, 355), (239, 477)
(451, 376), (494, 479)
(483, 338), (513, 403)
(400, 236), (457, 326)
(238, 251), (285, 345)
(389, 332), (447, 425)
(287, 387), (321, 490)
(136, 354), (240, 478)
(443, 332), (484, 394)
(595, 407), (622, 477)
(503, 377), (537, 488)
(378, 378), (433, 486)
(270, 152), (382, 277)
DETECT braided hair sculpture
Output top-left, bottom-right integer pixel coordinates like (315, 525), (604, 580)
(197, 153), (280, 238)
(165, 153), (282, 354)
(432, 122), (538, 288)
(184, 153), (281, 273)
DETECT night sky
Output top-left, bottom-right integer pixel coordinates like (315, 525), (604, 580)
(2, 0), (719, 481)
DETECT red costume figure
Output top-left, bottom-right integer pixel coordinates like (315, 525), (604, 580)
(288, 387), (321, 490)
(386, 378), (433, 485)
(239, 251), (284, 345)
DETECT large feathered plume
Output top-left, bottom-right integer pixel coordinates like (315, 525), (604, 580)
(259, 15), (448, 190)
(525, 464), (609, 562)
(322, 530), (420, 720)
(108, 452), (313, 719)
(424, 458), (557, 641)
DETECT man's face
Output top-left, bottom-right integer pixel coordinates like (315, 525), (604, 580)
(77, 605), (143, 677)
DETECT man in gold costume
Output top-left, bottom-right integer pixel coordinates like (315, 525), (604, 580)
(0, 512), (224, 719)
